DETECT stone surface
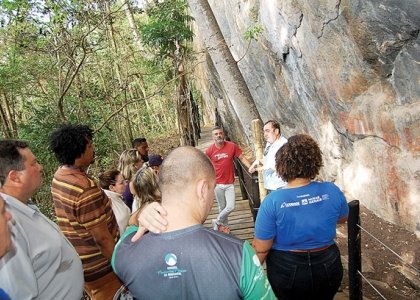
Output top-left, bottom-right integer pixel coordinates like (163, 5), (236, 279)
(192, 0), (420, 236)
(342, 255), (375, 273)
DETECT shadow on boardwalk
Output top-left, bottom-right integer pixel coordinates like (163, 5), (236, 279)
(196, 126), (350, 299)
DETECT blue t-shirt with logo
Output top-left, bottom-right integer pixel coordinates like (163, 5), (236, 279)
(255, 181), (348, 251)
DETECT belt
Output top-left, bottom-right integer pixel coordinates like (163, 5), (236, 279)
(290, 245), (331, 253)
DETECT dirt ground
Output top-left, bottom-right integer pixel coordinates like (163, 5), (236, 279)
(149, 132), (420, 299)
(336, 206), (420, 299)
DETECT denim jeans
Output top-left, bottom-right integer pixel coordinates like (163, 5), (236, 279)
(266, 244), (343, 300)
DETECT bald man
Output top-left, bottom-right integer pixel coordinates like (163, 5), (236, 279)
(112, 146), (275, 299)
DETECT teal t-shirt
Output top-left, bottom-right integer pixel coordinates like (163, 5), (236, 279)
(112, 225), (275, 299)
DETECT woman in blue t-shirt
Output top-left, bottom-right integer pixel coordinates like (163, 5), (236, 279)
(252, 134), (349, 300)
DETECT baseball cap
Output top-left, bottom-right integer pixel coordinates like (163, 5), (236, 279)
(148, 154), (163, 167)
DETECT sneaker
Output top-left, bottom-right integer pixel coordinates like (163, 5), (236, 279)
(212, 219), (219, 231)
(220, 225), (231, 234)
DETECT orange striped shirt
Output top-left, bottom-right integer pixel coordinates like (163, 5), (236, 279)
(51, 167), (119, 283)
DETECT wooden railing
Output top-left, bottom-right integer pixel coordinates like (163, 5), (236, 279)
(234, 158), (261, 222)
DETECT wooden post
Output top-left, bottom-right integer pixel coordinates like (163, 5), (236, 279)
(251, 119), (267, 201)
(348, 200), (363, 300)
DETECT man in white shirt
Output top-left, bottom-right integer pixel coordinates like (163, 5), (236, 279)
(249, 120), (287, 192)
(0, 140), (84, 300)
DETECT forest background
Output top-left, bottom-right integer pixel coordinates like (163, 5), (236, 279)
(0, 0), (204, 218)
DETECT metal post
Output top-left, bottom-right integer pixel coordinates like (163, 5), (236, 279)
(348, 200), (363, 300)
(250, 173), (260, 222)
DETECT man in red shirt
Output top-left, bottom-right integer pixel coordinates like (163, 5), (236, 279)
(205, 126), (252, 233)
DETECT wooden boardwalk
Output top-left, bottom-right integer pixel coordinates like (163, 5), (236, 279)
(196, 126), (255, 243)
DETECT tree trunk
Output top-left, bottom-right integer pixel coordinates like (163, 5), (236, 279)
(177, 62), (195, 146)
(187, 0), (261, 143)
(0, 94), (13, 138)
(104, 0), (133, 144)
(251, 119), (267, 201)
(123, 0), (144, 51)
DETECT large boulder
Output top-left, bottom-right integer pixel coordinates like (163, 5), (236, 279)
(193, 0), (420, 235)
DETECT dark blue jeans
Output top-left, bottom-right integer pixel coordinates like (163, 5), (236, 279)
(266, 244), (343, 300)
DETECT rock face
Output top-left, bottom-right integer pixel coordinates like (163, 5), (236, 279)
(192, 0), (420, 236)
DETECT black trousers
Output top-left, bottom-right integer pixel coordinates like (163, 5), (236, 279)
(266, 244), (343, 300)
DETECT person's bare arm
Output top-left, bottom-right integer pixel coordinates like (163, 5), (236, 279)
(248, 160), (258, 173)
(89, 222), (116, 260)
(128, 208), (141, 226)
(252, 238), (274, 263)
(131, 202), (168, 242)
(238, 154), (252, 170)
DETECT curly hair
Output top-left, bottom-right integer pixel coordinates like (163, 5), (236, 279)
(275, 134), (323, 182)
(0, 140), (29, 186)
(98, 169), (120, 190)
(132, 166), (161, 209)
(49, 124), (93, 165)
(117, 149), (142, 180)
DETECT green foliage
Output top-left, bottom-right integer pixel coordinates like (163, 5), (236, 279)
(0, 0), (186, 218)
(140, 0), (194, 58)
(249, 5), (259, 22)
(18, 103), (61, 220)
(244, 23), (264, 41)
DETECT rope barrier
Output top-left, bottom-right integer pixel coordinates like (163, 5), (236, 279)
(357, 224), (420, 273)
(342, 248), (388, 299)
(357, 270), (388, 300)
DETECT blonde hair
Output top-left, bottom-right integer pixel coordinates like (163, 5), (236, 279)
(132, 166), (161, 209)
(117, 149), (142, 180)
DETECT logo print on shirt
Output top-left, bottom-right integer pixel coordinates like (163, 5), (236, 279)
(281, 194), (331, 209)
(165, 253), (177, 266)
(215, 153), (228, 160)
(157, 253), (187, 279)
(280, 201), (300, 208)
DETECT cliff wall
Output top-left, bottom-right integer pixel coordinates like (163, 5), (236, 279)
(193, 0), (420, 235)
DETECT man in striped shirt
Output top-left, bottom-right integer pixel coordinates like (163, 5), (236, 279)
(50, 124), (121, 300)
